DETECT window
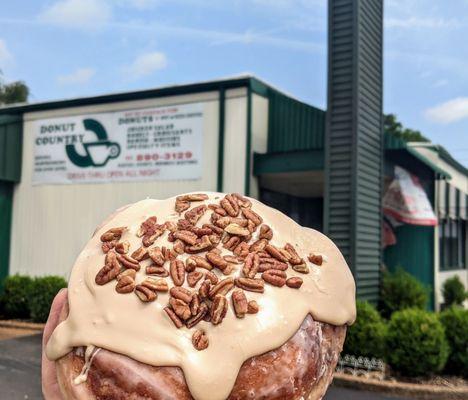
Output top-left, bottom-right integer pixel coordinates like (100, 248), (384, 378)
(439, 219), (467, 270)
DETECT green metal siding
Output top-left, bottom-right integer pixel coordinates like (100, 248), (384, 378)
(267, 91), (325, 153)
(325, 0), (384, 303)
(0, 182), (13, 287)
(0, 115), (23, 182)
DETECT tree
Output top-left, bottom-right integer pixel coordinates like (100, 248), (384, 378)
(0, 71), (29, 105)
(384, 114), (429, 143)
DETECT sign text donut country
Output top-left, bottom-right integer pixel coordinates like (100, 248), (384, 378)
(31, 102), (204, 185)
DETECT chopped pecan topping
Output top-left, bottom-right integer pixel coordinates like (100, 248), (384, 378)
(209, 277), (235, 299)
(131, 246), (149, 261)
(173, 230), (198, 245)
(190, 293), (201, 315)
(177, 193), (209, 202)
(100, 227), (126, 242)
(262, 270), (287, 287)
(264, 244), (289, 263)
(187, 271), (204, 287)
(177, 219), (193, 231)
(146, 265), (169, 277)
(164, 307), (183, 328)
(137, 217), (165, 247)
(170, 259), (185, 286)
(185, 205), (207, 225)
(249, 239), (268, 253)
(232, 193), (252, 208)
(225, 223), (250, 236)
(102, 240), (117, 253)
(308, 253), (323, 266)
(192, 329), (209, 350)
(189, 226), (213, 237)
(95, 251), (121, 285)
(233, 242), (250, 259)
(186, 303), (208, 329)
(243, 253), (260, 278)
(115, 241), (130, 254)
(198, 279), (211, 299)
(186, 255), (213, 271)
(170, 286), (193, 303)
(286, 277), (303, 289)
(242, 208), (262, 226)
(185, 235), (213, 253)
(175, 200), (190, 213)
(204, 270), (219, 285)
(117, 254), (140, 271)
(223, 255), (240, 264)
(206, 251), (228, 273)
(162, 246), (177, 261)
(259, 224), (273, 240)
(292, 262), (310, 274)
(232, 289), (248, 318)
(137, 217), (156, 238)
(211, 295), (228, 325)
(173, 239), (185, 254)
(235, 277), (264, 293)
(148, 247), (165, 266)
(115, 274), (135, 294)
(169, 298), (191, 320)
(220, 194), (240, 217)
(208, 204), (227, 216)
(164, 221), (177, 232)
(247, 300), (259, 314)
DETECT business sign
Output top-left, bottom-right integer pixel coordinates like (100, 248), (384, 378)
(32, 102), (204, 185)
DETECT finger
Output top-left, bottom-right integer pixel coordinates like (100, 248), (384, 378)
(42, 288), (68, 348)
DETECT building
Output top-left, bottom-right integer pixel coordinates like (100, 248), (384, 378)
(0, 75), (466, 309)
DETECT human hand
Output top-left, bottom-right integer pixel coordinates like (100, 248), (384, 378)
(41, 288), (68, 400)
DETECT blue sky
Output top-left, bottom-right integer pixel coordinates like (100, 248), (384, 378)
(1, 0), (467, 165)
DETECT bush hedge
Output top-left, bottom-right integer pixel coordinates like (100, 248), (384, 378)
(344, 300), (387, 359)
(439, 307), (468, 377)
(442, 276), (467, 308)
(2, 275), (34, 319)
(28, 276), (67, 322)
(0, 275), (67, 322)
(386, 308), (449, 377)
(379, 268), (429, 318)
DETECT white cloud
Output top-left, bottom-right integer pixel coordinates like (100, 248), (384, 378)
(126, 52), (167, 78)
(425, 97), (468, 124)
(385, 17), (460, 29)
(0, 39), (13, 67)
(57, 68), (95, 85)
(39, 0), (111, 30)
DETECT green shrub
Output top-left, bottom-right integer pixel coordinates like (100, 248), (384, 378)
(380, 268), (428, 318)
(439, 307), (468, 377)
(386, 309), (449, 377)
(442, 276), (467, 308)
(344, 300), (387, 359)
(1, 275), (33, 319)
(28, 276), (67, 323)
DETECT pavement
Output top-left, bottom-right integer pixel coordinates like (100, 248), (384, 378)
(0, 333), (408, 400)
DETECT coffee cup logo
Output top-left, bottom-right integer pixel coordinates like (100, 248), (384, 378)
(66, 118), (121, 167)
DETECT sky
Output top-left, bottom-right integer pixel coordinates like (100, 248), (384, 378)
(0, 0), (467, 166)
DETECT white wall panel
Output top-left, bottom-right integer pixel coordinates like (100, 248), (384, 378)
(11, 93), (219, 278)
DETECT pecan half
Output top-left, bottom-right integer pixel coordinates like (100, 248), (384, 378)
(258, 261), (288, 272)
(115, 241), (130, 254)
(249, 239), (268, 253)
(284, 243), (303, 265)
(204, 270), (219, 285)
(259, 224), (273, 240)
(190, 226), (213, 237)
(185, 235), (213, 253)
(190, 293), (201, 315)
(146, 264), (169, 277)
(169, 298), (191, 320)
(137, 217), (157, 237)
(102, 240), (117, 253)
(262, 270), (287, 287)
(135, 284), (157, 302)
(286, 277), (303, 289)
(242, 208), (262, 226)
(264, 244), (289, 263)
(233, 242), (250, 259)
(177, 193), (209, 202)
(100, 227), (126, 242)
(142, 225), (165, 247)
(164, 307), (183, 328)
(243, 253), (260, 278)
(148, 247), (165, 266)
(209, 277), (234, 299)
(206, 251), (228, 273)
(192, 329), (209, 350)
(232, 289), (248, 318)
(115, 275), (135, 293)
(247, 300), (259, 314)
(223, 255), (240, 264)
(235, 277), (264, 293)
(131, 246), (149, 261)
(117, 254), (140, 271)
(203, 223), (224, 236)
(95, 251), (121, 285)
(149, 278), (169, 292)
(187, 271), (204, 287)
(175, 200), (190, 213)
(225, 223), (250, 236)
(308, 253), (323, 266)
(117, 269), (136, 281)
(170, 286), (193, 303)
(292, 262), (310, 274)
(186, 255), (213, 271)
(177, 218), (193, 231)
(162, 246), (177, 261)
(232, 193), (252, 208)
(173, 230), (198, 245)
(185, 205), (207, 225)
(198, 279), (211, 299)
(211, 295), (228, 325)
(164, 221), (178, 232)
(173, 239), (185, 254)
(220, 194), (239, 217)
(186, 303), (208, 329)
(170, 259), (185, 286)
(223, 236), (241, 251)
(215, 216), (248, 229)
